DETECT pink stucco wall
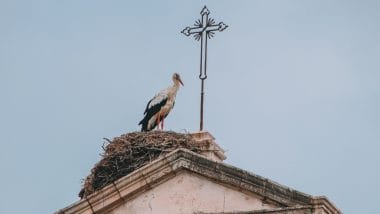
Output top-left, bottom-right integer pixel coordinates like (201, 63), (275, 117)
(109, 171), (276, 214)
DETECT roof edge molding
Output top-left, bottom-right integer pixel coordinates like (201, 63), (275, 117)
(56, 148), (341, 214)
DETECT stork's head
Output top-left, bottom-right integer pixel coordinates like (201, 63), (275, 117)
(172, 73), (184, 86)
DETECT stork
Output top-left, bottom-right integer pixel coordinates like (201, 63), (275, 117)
(139, 73), (184, 131)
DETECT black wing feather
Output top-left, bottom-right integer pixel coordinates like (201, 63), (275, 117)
(138, 97), (168, 131)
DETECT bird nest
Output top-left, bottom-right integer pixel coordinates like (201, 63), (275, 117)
(79, 131), (204, 198)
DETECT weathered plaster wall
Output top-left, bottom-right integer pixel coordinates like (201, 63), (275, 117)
(110, 171), (276, 214)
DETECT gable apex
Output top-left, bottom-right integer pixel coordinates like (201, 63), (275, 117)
(57, 148), (341, 214)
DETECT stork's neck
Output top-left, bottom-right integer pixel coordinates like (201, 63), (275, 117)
(174, 80), (181, 88)
(169, 81), (181, 96)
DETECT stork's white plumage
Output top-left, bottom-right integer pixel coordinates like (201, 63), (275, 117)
(139, 73), (184, 131)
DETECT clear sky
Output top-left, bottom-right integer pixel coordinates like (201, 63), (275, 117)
(1, 1), (379, 213)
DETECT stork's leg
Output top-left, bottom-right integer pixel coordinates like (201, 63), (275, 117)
(156, 114), (161, 130)
(161, 118), (164, 130)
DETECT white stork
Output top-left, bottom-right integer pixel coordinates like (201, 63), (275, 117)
(139, 73), (184, 131)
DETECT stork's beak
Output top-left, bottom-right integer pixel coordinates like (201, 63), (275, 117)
(178, 78), (184, 86)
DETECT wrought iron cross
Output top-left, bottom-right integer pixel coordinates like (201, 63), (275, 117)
(181, 6), (228, 131)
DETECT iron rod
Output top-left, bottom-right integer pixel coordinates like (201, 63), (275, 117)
(200, 80), (204, 131)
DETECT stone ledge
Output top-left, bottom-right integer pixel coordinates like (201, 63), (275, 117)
(56, 148), (341, 214)
(190, 131), (226, 162)
(197, 205), (314, 214)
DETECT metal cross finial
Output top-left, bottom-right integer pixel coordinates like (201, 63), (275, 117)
(181, 6), (228, 131)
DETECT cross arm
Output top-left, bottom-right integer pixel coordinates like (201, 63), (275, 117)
(181, 22), (228, 36)
(205, 22), (228, 32)
(181, 26), (203, 36)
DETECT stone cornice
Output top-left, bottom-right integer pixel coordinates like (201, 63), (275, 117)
(311, 196), (342, 214)
(56, 148), (341, 214)
(197, 205), (314, 214)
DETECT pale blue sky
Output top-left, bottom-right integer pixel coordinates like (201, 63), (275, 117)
(1, 1), (379, 213)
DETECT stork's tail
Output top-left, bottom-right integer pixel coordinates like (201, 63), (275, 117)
(138, 118), (149, 132)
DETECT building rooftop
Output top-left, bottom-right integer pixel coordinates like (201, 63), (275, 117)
(58, 131), (341, 214)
